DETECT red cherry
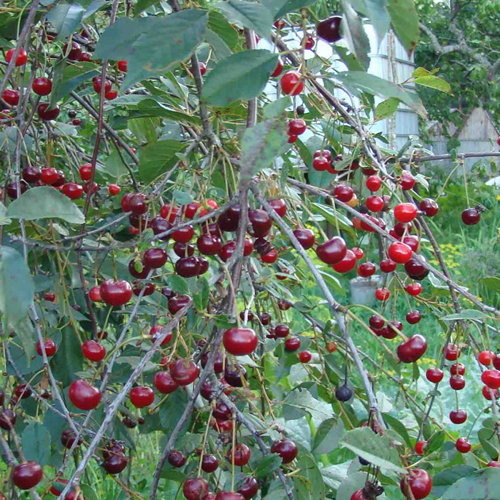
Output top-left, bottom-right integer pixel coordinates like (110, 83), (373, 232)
(366, 195), (384, 212)
(280, 71), (304, 96)
(326, 341), (337, 353)
(405, 257), (429, 280)
(143, 248), (167, 269)
(216, 492), (245, 500)
(487, 461), (500, 468)
(316, 237), (347, 265)
(316, 16), (342, 42)
(285, 337), (301, 352)
(6, 48), (28, 66)
(397, 334), (427, 363)
(129, 193), (148, 215)
(299, 350), (312, 363)
(357, 262), (376, 278)
(415, 441), (427, 455)
(478, 351), (496, 366)
(312, 156), (330, 171)
(32, 77), (52, 96)
(129, 386), (154, 408)
(481, 369), (500, 389)
(483, 386), (499, 400)
(62, 182), (84, 200)
(0, 409), (16, 430)
(351, 247), (364, 259)
(238, 476), (259, 499)
(271, 438), (298, 463)
(78, 52), (92, 62)
(160, 203), (179, 222)
(351, 490), (366, 500)
(89, 286), (102, 302)
(100, 280), (133, 307)
(168, 450), (186, 467)
(400, 171), (415, 190)
(169, 359), (199, 386)
(366, 175), (381, 192)
(36, 339), (56, 357)
(420, 198), (439, 217)
(82, 340), (106, 362)
(406, 283), (422, 296)
(149, 325), (172, 346)
(449, 375), (465, 390)
(375, 287), (390, 301)
(226, 443), (251, 466)
(103, 453), (128, 474)
(332, 249), (356, 273)
(2, 89), (19, 105)
(394, 203), (418, 223)
(461, 207), (481, 225)
(450, 362), (465, 376)
(369, 315), (384, 329)
(172, 225), (194, 243)
(64, 41), (82, 60)
(153, 371), (178, 394)
(197, 234), (222, 255)
(183, 478), (209, 500)
(11, 461), (43, 490)
(494, 356), (500, 370)
(175, 256), (201, 278)
(68, 379), (102, 410)
(271, 58), (283, 78)
(40, 167), (59, 185)
(37, 102), (60, 120)
(248, 209), (272, 236)
(380, 259), (397, 273)
(223, 327), (258, 356)
(117, 60), (128, 72)
(261, 247), (278, 263)
(293, 228), (315, 249)
(22, 166), (41, 183)
(388, 242), (412, 264)
(93, 77), (112, 94)
(79, 163), (92, 181)
(449, 409), (467, 424)
(445, 343), (460, 361)
(455, 437), (471, 453)
(400, 469), (432, 500)
(402, 235), (420, 253)
(288, 119), (306, 135)
(168, 294), (191, 314)
(108, 184), (120, 196)
(333, 185), (354, 202)
(406, 310), (422, 324)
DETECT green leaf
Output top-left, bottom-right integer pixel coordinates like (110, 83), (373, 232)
(382, 413), (411, 448)
(22, 423), (51, 466)
(254, 454), (282, 478)
(480, 277), (500, 292)
(159, 389), (191, 432)
(133, 0), (162, 16)
(386, 0), (419, 54)
(313, 418), (344, 455)
(335, 71), (427, 117)
(0, 246), (34, 329)
(94, 11), (209, 91)
(138, 140), (187, 183)
(7, 187), (85, 224)
(341, 1), (370, 70)
(0, 201), (11, 225)
(128, 99), (201, 126)
(201, 50), (278, 106)
(414, 75), (452, 94)
(310, 202), (354, 237)
(263, 0), (316, 19)
(207, 9), (239, 50)
(478, 428), (500, 460)
(80, 486), (99, 500)
(375, 97), (400, 121)
(263, 96), (292, 119)
(46, 3), (85, 40)
(51, 326), (83, 388)
(193, 278), (210, 311)
(432, 466), (477, 497)
(167, 275), (189, 295)
(441, 468), (500, 499)
(349, 0), (390, 41)
(205, 29), (232, 59)
(340, 427), (406, 473)
(240, 116), (289, 180)
(334, 45), (366, 72)
(426, 430), (445, 454)
(293, 453), (326, 500)
(318, 270), (346, 296)
(283, 389), (332, 422)
(216, 0), (273, 38)
(441, 309), (487, 321)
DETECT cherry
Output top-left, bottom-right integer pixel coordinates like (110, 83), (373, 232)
(172, 225), (194, 243)
(2, 89), (19, 105)
(36, 339), (56, 357)
(406, 283), (422, 296)
(335, 385), (353, 401)
(332, 249), (356, 273)
(83, 181), (98, 194)
(351, 247), (364, 259)
(271, 438), (298, 463)
(445, 343), (460, 361)
(288, 119), (306, 135)
(478, 351), (496, 366)
(61, 429), (82, 449)
(397, 335), (427, 363)
(143, 248), (167, 268)
(420, 198), (439, 217)
(68, 379), (102, 410)
(483, 386), (499, 400)
(129, 386), (155, 408)
(333, 185), (354, 202)
(487, 461), (500, 468)
(53, 170), (66, 188)
(403, 235), (420, 253)
(200, 454), (219, 473)
(151, 217), (171, 241)
(78, 52), (92, 62)
(316, 237), (347, 265)
(375, 287), (390, 301)
(81, 340), (106, 362)
(261, 247), (278, 263)
(238, 476), (259, 499)
(369, 316), (385, 330)
(168, 294), (191, 314)
(12, 461), (43, 490)
(454, 437), (471, 453)
(100, 279), (133, 306)
(32, 77), (52, 96)
(197, 234), (222, 255)
(183, 478), (209, 500)
(260, 312), (272, 325)
(312, 156), (330, 171)
(226, 443), (251, 466)
(117, 60), (128, 72)
(14, 383), (32, 399)
(415, 441), (427, 455)
(400, 171), (415, 190)
(63, 41), (82, 60)
(22, 166), (41, 183)
(449, 409), (467, 424)
(224, 364), (247, 387)
(219, 239), (253, 261)
(223, 327), (258, 356)
(316, 16), (342, 42)
(79, 163), (92, 181)
(62, 182), (84, 200)
(380, 259), (397, 273)
(494, 357), (500, 370)
(351, 490), (367, 500)
(216, 493), (245, 500)
(366, 175), (381, 192)
(299, 350), (312, 363)
(89, 286), (102, 302)
(284, 337), (301, 352)
(280, 71), (304, 96)
(103, 453), (128, 474)
(400, 469), (432, 500)
(174, 256), (199, 278)
(248, 209), (272, 236)
(0, 409), (17, 430)
(169, 359), (199, 386)
(168, 450), (186, 467)
(129, 193), (148, 215)
(388, 242), (412, 264)
(153, 371), (178, 394)
(275, 324), (290, 338)
(406, 310), (421, 324)
(293, 228), (315, 249)
(366, 195), (384, 212)
(160, 203), (179, 222)
(394, 203), (418, 223)
(93, 77), (112, 94)
(129, 259), (150, 279)
(404, 257), (429, 281)
(450, 363), (465, 376)
(108, 184), (120, 196)
(461, 207), (481, 225)
(37, 102), (60, 120)
(6, 46), (28, 64)
(357, 262), (376, 278)
(481, 369), (500, 389)
(425, 367), (443, 384)
(271, 58), (284, 78)
(449, 375), (465, 390)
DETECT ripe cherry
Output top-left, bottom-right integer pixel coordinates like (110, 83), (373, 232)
(304, 36), (315, 50)
(22, 166), (41, 183)
(82, 340), (106, 362)
(397, 335), (427, 363)
(143, 248), (167, 268)
(280, 71), (304, 96)
(380, 259), (397, 273)
(248, 209), (272, 236)
(394, 203), (418, 223)
(483, 386), (499, 400)
(369, 315), (385, 329)
(183, 478), (209, 500)
(450, 362), (465, 376)
(316, 237), (347, 265)
(89, 286), (102, 302)
(299, 350), (312, 363)
(357, 262), (376, 278)
(445, 343), (460, 361)
(366, 195), (384, 212)
(197, 234), (222, 255)
(404, 257), (429, 281)
(11, 461), (43, 490)
(223, 327), (258, 356)
(478, 351), (496, 366)
(2, 89), (19, 105)
(6, 48), (28, 66)
(375, 287), (390, 301)
(153, 371), (178, 394)
(420, 198), (439, 217)
(261, 247), (278, 263)
(400, 171), (415, 190)
(400, 469), (432, 500)
(455, 437), (471, 453)
(103, 453), (128, 474)
(201, 454), (219, 473)
(168, 294), (191, 314)
(271, 438), (298, 463)
(275, 324), (290, 338)
(333, 185), (354, 202)
(238, 476), (259, 499)
(293, 228), (315, 249)
(93, 77), (112, 94)
(32, 77), (52, 96)
(129, 259), (150, 279)
(288, 119), (306, 135)
(406, 310), (421, 324)
(226, 443), (251, 466)
(332, 249), (356, 273)
(449, 375), (465, 390)
(461, 207), (481, 225)
(129, 193), (148, 215)
(168, 450), (186, 467)
(175, 256), (200, 278)
(69, 379), (102, 410)
(271, 58), (284, 78)
(267, 198), (287, 217)
(406, 283), (422, 296)
(130, 386), (154, 408)
(335, 385), (353, 401)
(79, 163), (92, 181)
(0, 409), (16, 430)
(108, 184), (120, 196)
(37, 102), (60, 120)
(285, 337), (301, 352)
(425, 367), (443, 384)
(100, 280), (133, 307)
(415, 441), (427, 455)
(366, 175), (381, 192)
(351, 247), (364, 259)
(62, 182), (84, 200)
(169, 359), (199, 386)
(312, 156), (330, 171)
(481, 369), (500, 389)
(117, 60), (128, 72)
(316, 16), (342, 42)
(388, 242), (412, 264)
(449, 409), (467, 424)
(36, 339), (56, 357)
(61, 429), (82, 449)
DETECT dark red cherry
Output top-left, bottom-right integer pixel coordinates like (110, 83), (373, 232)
(380, 259), (397, 273)
(0, 409), (17, 430)
(128, 259), (150, 279)
(153, 371), (178, 394)
(100, 279), (133, 306)
(445, 343), (460, 361)
(129, 386), (154, 408)
(285, 337), (301, 352)
(81, 340), (106, 362)
(461, 207), (481, 225)
(61, 429), (82, 449)
(420, 198), (439, 217)
(406, 310), (421, 324)
(129, 193), (148, 215)
(151, 217), (171, 240)
(32, 77), (52, 96)
(201, 454), (219, 473)
(426, 367), (443, 383)
(62, 182), (83, 200)
(299, 350), (312, 363)
(103, 454), (128, 474)
(316, 237), (347, 265)
(14, 384), (32, 399)
(218, 206), (241, 232)
(357, 262), (376, 278)
(22, 166), (41, 183)
(455, 437), (471, 453)
(36, 339), (56, 357)
(450, 409), (467, 424)
(333, 185), (354, 202)
(369, 315), (384, 329)
(271, 438), (298, 463)
(238, 477), (259, 499)
(226, 443), (251, 466)
(168, 294), (191, 314)
(2, 89), (19, 105)
(37, 102), (60, 120)
(404, 257), (429, 280)
(293, 228), (315, 249)
(450, 362), (465, 376)
(143, 248), (167, 269)
(449, 375), (465, 391)
(175, 256), (200, 278)
(197, 234), (222, 255)
(397, 335), (427, 363)
(268, 198), (287, 217)
(280, 71), (304, 96)
(288, 119), (306, 136)
(223, 327), (258, 356)
(248, 209), (272, 236)
(168, 450), (186, 467)
(260, 312), (271, 325)
(173, 241), (195, 258)
(64, 41), (82, 60)
(172, 225), (194, 243)
(7, 181), (27, 199)
(400, 171), (415, 190)
(400, 469), (432, 500)
(224, 364), (247, 387)
(317, 16), (342, 42)
(183, 478), (209, 500)
(11, 461), (43, 490)
(169, 359), (199, 386)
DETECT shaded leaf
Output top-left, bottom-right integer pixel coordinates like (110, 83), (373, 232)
(216, 0), (273, 38)
(207, 9), (239, 50)
(46, 3), (85, 40)
(441, 468), (500, 500)
(337, 471), (366, 500)
(432, 466), (477, 497)
(263, 0), (317, 20)
(293, 452), (326, 500)
(341, 1), (370, 70)
(313, 418), (344, 455)
(386, 0), (419, 54)
(350, 0), (390, 41)
(22, 423), (51, 466)
(254, 454), (282, 478)
(375, 97), (400, 121)
(480, 277), (500, 292)
(441, 309), (487, 321)
(138, 140), (187, 183)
